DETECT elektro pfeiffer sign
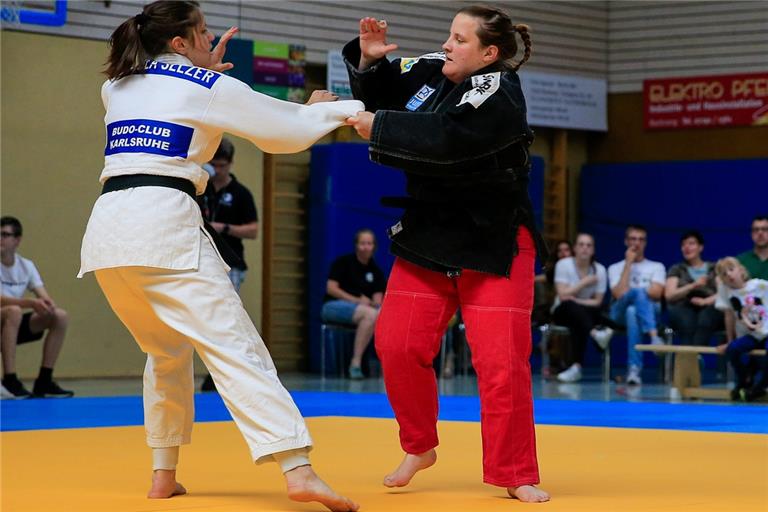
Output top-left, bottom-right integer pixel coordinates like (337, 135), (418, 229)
(644, 72), (768, 130)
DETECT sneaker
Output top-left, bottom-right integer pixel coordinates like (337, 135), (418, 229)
(591, 327), (614, 351)
(32, 380), (74, 398)
(626, 365), (642, 386)
(730, 387), (744, 402)
(1, 378), (31, 399)
(349, 366), (364, 380)
(200, 374), (216, 392)
(650, 335), (665, 347)
(557, 364), (582, 383)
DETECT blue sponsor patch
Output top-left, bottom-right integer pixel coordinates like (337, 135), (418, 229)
(144, 60), (221, 89)
(105, 119), (194, 158)
(405, 84), (436, 111)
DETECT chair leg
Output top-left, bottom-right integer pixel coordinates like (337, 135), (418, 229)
(320, 324), (327, 380)
(603, 343), (611, 383)
(539, 325), (550, 379)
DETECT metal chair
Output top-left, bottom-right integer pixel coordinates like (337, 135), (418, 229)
(319, 322), (356, 379)
(539, 323), (612, 382)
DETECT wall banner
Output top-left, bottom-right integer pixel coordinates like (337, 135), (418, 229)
(644, 72), (768, 130)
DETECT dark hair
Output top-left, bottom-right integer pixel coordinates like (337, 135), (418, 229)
(213, 138), (235, 162)
(545, 239), (572, 284)
(105, 1), (201, 80)
(457, 4), (532, 71)
(680, 230), (704, 245)
(1, 216), (23, 237)
(752, 214), (768, 223)
(354, 228), (376, 248)
(625, 224), (647, 237)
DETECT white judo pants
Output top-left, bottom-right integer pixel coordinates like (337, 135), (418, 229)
(94, 236), (312, 464)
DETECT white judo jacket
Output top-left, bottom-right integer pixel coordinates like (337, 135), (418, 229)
(80, 53), (363, 276)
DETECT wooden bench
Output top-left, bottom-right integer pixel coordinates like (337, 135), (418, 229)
(635, 344), (767, 399)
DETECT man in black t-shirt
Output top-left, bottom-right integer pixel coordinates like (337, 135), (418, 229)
(322, 229), (387, 379)
(200, 138), (259, 291)
(199, 139), (258, 392)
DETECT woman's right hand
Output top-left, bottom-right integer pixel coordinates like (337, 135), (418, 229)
(358, 17), (398, 69)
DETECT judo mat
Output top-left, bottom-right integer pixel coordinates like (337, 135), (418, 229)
(2, 392), (767, 512)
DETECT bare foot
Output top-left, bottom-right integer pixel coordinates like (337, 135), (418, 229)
(285, 465), (359, 512)
(507, 485), (550, 503)
(383, 449), (437, 488)
(147, 469), (187, 499)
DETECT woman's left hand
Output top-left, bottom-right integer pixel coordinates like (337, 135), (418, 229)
(209, 27), (239, 72)
(306, 90), (339, 105)
(346, 111), (375, 140)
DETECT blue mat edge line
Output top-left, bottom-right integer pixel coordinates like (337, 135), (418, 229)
(1, 391), (766, 434)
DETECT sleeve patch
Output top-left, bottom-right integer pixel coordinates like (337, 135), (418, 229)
(457, 72), (501, 108)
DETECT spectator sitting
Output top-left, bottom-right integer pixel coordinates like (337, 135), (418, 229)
(737, 214), (768, 280)
(665, 230), (723, 345)
(1, 216), (73, 399)
(723, 215), (768, 355)
(533, 240), (571, 377)
(322, 229), (387, 379)
(714, 257), (768, 402)
(608, 225), (666, 385)
(552, 233), (615, 383)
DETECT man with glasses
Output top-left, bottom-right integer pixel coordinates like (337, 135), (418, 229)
(0, 216), (73, 398)
(608, 225), (666, 385)
(738, 215), (768, 280)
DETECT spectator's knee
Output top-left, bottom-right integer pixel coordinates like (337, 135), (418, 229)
(53, 308), (69, 328)
(2, 305), (23, 325)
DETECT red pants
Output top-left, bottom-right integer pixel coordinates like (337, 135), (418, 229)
(375, 228), (539, 487)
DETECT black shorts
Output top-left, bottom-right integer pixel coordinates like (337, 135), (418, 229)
(18, 312), (44, 344)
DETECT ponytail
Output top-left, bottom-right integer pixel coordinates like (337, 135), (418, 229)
(511, 24), (532, 71)
(104, 15), (149, 80)
(104, 1), (201, 81)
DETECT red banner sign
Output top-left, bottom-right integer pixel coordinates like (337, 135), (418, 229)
(644, 72), (768, 130)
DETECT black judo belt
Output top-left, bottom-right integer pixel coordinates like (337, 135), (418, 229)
(101, 174), (244, 268)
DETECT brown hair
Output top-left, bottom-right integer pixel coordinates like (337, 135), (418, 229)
(457, 4), (532, 71)
(104, 1), (201, 80)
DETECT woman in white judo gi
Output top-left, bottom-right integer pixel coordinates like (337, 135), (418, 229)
(79, 2), (360, 510)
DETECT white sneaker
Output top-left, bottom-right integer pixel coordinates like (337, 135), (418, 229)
(626, 365), (642, 385)
(650, 335), (665, 347)
(0, 384), (15, 400)
(591, 327), (614, 350)
(557, 363), (582, 382)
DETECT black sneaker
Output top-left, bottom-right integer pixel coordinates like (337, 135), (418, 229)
(744, 387), (767, 403)
(730, 387), (744, 401)
(32, 380), (74, 398)
(200, 374), (216, 392)
(1, 378), (32, 399)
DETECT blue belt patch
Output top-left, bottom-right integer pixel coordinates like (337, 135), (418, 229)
(406, 84), (436, 111)
(105, 119), (194, 158)
(143, 60), (221, 89)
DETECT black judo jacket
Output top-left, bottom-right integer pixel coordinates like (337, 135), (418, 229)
(343, 39), (547, 277)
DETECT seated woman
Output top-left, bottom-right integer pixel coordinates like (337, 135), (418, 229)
(665, 230), (723, 345)
(321, 229), (387, 379)
(551, 233), (614, 382)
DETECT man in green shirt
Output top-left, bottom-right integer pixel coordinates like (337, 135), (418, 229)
(738, 215), (768, 280)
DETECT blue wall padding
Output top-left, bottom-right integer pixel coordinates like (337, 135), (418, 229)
(580, 159), (768, 268)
